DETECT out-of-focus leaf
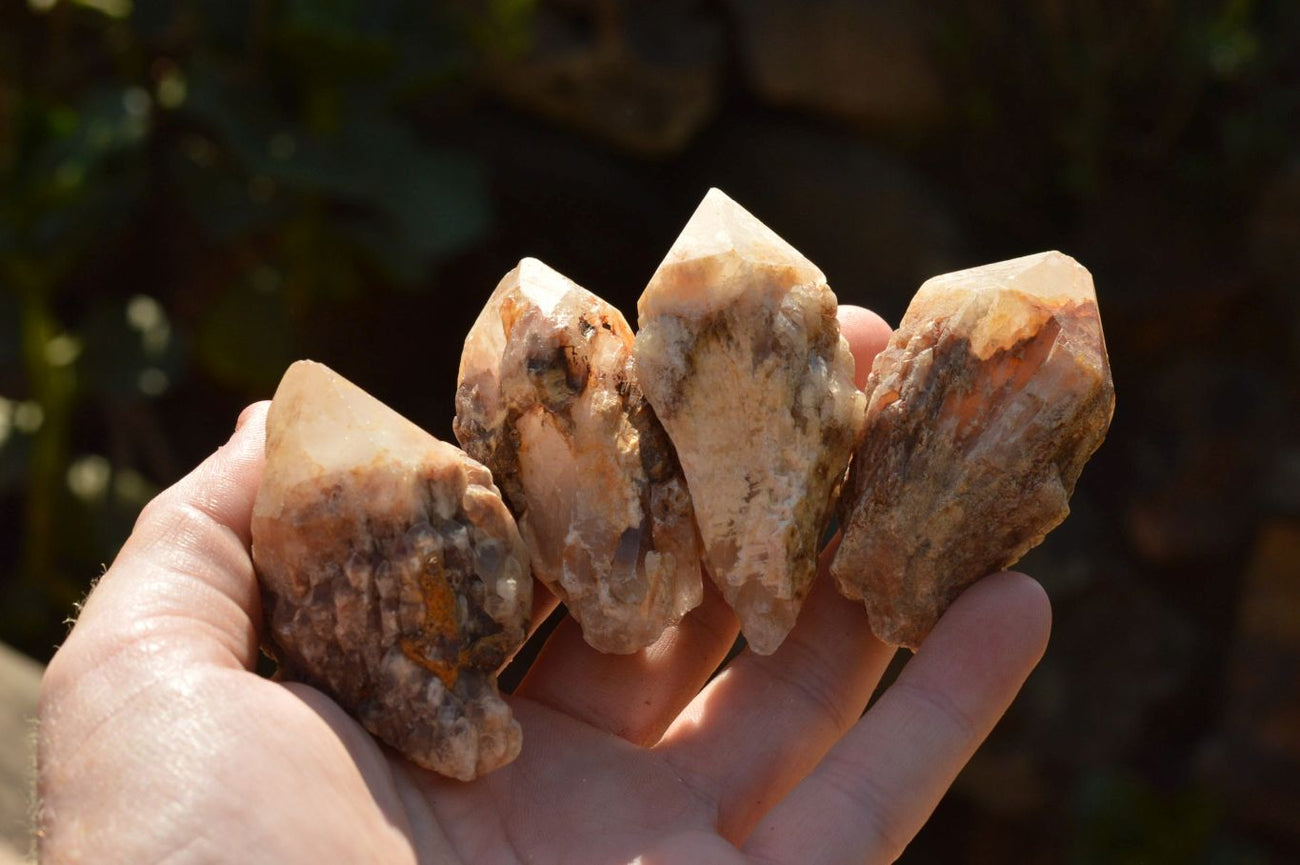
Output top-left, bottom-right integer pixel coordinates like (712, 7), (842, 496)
(382, 5), (476, 99)
(129, 0), (181, 40)
(0, 292), (20, 367)
(341, 217), (428, 286)
(0, 215), (13, 256)
(181, 65), (487, 282)
(276, 0), (395, 83)
(1069, 771), (1266, 865)
(168, 144), (295, 239)
(65, 455), (160, 566)
(285, 0), (360, 35)
(190, 0), (256, 48)
(182, 64), (374, 198)
(29, 166), (145, 253)
(12, 87), (149, 256)
(78, 295), (185, 399)
(334, 113), (488, 282)
(36, 86), (151, 178)
(280, 215), (364, 304)
(0, 424), (34, 495)
(467, 0), (537, 60)
(195, 278), (296, 391)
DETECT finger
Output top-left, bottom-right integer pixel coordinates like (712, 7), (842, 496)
(743, 572), (1051, 864)
(514, 577), (739, 746)
(497, 583), (562, 678)
(55, 402), (270, 676)
(836, 304), (892, 389)
(513, 304), (892, 745)
(525, 584), (562, 641)
(39, 403), (270, 779)
(656, 539), (895, 842)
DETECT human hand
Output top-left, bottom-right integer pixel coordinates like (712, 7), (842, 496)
(36, 306), (1051, 865)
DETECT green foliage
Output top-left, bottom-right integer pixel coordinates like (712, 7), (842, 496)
(0, 0), (530, 655)
(1069, 771), (1267, 865)
(938, 0), (1296, 219)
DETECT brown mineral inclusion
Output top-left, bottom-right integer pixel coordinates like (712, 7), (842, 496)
(251, 361), (532, 780)
(455, 258), (703, 653)
(636, 189), (864, 655)
(832, 251), (1115, 648)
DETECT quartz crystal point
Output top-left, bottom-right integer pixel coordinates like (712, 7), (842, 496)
(635, 189), (864, 655)
(251, 361), (532, 780)
(832, 251), (1115, 649)
(454, 258), (703, 653)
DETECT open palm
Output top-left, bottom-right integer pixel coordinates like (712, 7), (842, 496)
(37, 308), (1050, 865)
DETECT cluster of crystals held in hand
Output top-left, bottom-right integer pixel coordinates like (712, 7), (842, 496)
(248, 188), (1114, 779)
(456, 192), (863, 656)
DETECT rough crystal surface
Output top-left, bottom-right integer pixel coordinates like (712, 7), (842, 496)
(832, 251), (1115, 648)
(635, 189), (864, 655)
(455, 258), (702, 653)
(251, 361), (531, 780)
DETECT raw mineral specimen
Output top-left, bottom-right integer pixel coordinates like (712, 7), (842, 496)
(635, 188), (864, 655)
(832, 251), (1115, 648)
(454, 258), (702, 653)
(251, 361), (532, 780)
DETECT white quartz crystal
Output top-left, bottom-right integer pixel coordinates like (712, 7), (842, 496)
(456, 259), (703, 654)
(635, 190), (864, 654)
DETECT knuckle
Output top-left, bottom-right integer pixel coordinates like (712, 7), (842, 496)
(890, 677), (979, 745)
(760, 636), (854, 734)
(817, 755), (911, 862)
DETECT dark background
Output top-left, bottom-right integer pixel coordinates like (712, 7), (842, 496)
(2, 1), (1298, 861)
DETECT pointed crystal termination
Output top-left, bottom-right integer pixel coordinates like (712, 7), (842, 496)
(832, 251), (1115, 649)
(635, 189), (865, 655)
(251, 361), (532, 780)
(454, 259), (703, 654)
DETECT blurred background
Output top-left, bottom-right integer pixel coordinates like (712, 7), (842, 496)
(1, 0), (1298, 861)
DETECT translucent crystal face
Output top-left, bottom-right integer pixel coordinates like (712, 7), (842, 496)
(456, 257), (597, 436)
(636, 189), (863, 655)
(909, 251), (1101, 360)
(639, 188), (826, 318)
(512, 256), (572, 314)
(254, 360), (468, 510)
(919, 250), (1096, 304)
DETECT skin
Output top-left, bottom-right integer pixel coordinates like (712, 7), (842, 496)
(35, 306), (1051, 865)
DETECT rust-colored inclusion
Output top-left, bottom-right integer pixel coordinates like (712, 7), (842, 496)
(399, 552), (464, 689)
(938, 312), (1063, 441)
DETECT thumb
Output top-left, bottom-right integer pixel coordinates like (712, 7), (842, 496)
(58, 401), (271, 677)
